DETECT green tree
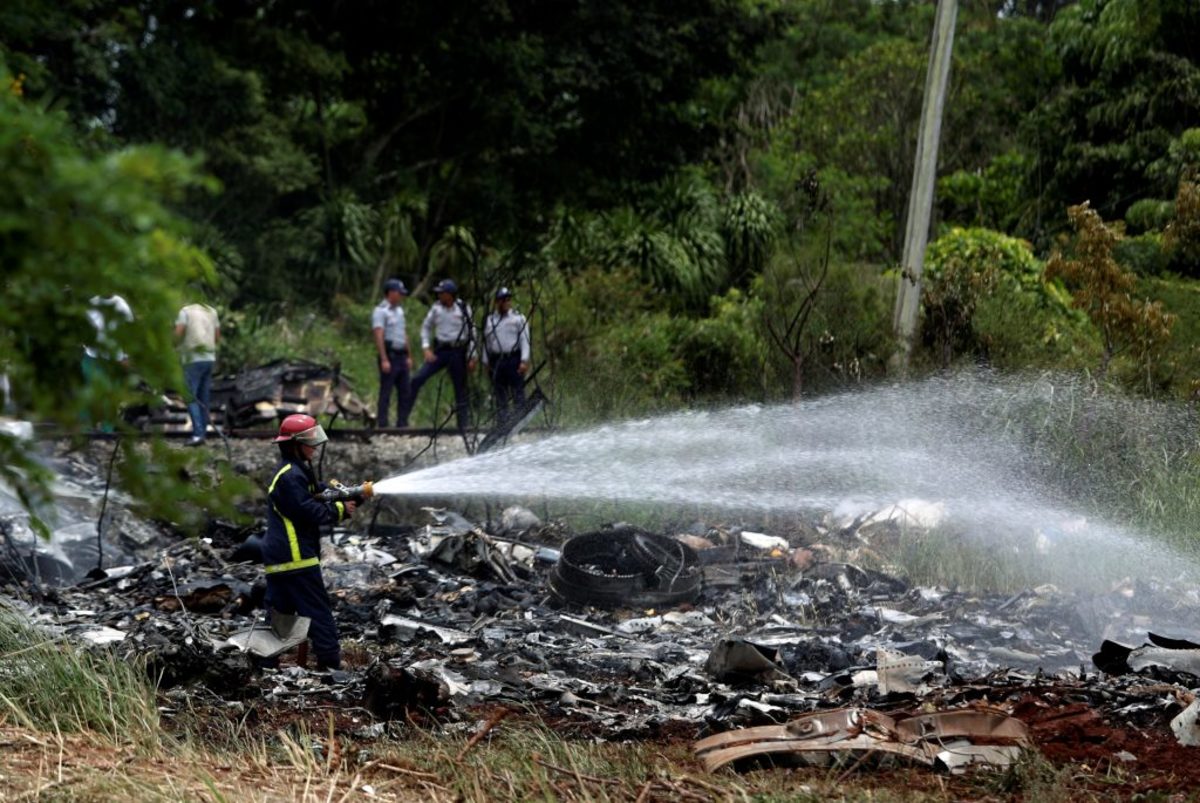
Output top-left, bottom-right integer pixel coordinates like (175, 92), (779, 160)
(1031, 0), (1200, 241)
(922, 226), (1089, 368)
(0, 69), (247, 530)
(1046, 203), (1175, 387)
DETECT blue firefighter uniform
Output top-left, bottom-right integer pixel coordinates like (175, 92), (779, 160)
(262, 457), (348, 669)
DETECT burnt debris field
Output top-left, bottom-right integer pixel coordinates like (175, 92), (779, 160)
(4, 435), (1200, 800)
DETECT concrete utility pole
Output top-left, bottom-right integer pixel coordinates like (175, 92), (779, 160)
(892, 0), (958, 374)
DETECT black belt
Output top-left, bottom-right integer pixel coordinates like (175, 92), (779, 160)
(488, 349), (521, 360)
(386, 344), (408, 352)
(436, 343), (467, 350)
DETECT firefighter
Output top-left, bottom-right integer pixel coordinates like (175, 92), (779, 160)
(261, 414), (353, 670)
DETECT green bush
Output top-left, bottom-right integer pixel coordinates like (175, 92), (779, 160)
(758, 249), (894, 397)
(922, 227), (1092, 368)
(676, 288), (767, 400)
(973, 288), (1099, 370)
(1137, 275), (1200, 398)
(1116, 232), (1171, 275)
(937, 151), (1030, 232)
(1124, 198), (1174, 233)
(804, 263), (894, 390)
(535, 266), (688, 423)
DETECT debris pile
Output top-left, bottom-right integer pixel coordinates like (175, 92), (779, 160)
(5, 476), (1200, 786)
(124, 359), (374, 433)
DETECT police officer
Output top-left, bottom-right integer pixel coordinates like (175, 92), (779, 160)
(372, 278), (412, 428)
(262, 414), (353, 670)
(406, 279), (476, 432)
(482, 287), (530, 428)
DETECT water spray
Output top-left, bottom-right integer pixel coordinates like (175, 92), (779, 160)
(373, 373), (1200, 586)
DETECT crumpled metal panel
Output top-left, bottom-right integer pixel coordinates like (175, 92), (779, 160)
(1094, 632), (1200, 678)
(220, 610), (310, 658)
(694, 706), (1030, 773)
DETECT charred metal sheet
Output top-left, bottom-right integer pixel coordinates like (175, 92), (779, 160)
(1094, 633), (1200, 678)
(548, 527), (701, 609)
(379, 614), (473, 646)
(1171, 699), (1200, 746)
(706, 639), (791, 684)
(876, 647), (945, 694)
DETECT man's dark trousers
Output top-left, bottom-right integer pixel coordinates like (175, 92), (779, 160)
(264, 567), (341, 669)
(488, 353), (525, 427)
(377, 347), (411, 427)
(407, 346), (469, 431)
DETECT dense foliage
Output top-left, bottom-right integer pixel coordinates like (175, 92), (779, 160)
(0, 68), (249, 529)
(5, 0), (1200, 439)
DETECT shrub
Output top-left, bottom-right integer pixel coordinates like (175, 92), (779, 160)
(1116, 232), (1171, 276)
(1048, 203), (1176, 389)
(922, 227), (1087, 368)
(676, 288), (767, 400)
(1124, 198), (1174, 233)
(937, 151), (1030, 232)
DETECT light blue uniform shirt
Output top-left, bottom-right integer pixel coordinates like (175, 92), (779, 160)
(482, 309), (531, 364)
(372, 299), (408, 350)
(420, 300), (475, 355)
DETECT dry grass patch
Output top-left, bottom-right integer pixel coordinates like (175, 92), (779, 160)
(0, 714), (1107, 803)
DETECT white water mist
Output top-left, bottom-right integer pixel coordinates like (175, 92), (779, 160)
(376, 372), (1200, 583)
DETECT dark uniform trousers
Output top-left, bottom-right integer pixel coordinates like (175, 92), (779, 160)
(265, 567), (341, 668)
(488, 352), (526, 427)
(407, 345), (470, 431)
(377, 346), (411, 428)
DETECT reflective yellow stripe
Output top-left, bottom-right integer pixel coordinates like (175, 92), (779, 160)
(264, 462), (319, 573)
(264, 557), (320, 574)
(335, 501), (345, 521)
(268, 463), (293, 493)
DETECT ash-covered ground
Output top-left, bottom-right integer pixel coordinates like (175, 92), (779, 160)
(6, 435), (1200, 792)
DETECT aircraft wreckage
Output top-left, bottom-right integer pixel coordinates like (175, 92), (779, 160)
(5, 440), (1200, 790)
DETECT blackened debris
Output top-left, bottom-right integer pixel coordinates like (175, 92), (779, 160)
(549, 527), (701, 609)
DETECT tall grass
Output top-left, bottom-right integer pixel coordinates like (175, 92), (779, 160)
(0, 611), (159, 743)
(969, 372), (1200, 554)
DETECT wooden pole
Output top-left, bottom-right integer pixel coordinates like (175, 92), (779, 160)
(892, 0), (958, 374)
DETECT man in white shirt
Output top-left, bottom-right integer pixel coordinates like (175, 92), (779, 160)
(482, 287), (530, 427)
(372, 278), (412, 428)
(175, 301), (220, 445)
(408, 279), (476, 432)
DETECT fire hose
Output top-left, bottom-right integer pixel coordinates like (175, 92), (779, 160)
(314, 479), (375, 504)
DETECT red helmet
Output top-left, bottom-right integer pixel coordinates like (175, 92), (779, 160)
(273, 414), (328, 446)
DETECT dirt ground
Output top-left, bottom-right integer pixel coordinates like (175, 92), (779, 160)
(2, 699), (1198, 803)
